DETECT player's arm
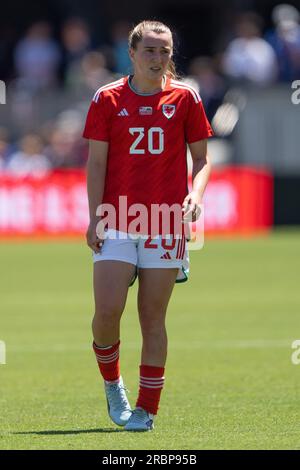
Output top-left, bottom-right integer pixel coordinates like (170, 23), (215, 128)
(86, 139), (108, 252)
(182, 139), (211, 221)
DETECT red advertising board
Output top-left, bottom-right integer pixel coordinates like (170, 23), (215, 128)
(200, 166), (273, 235)
(0, 167), (273, 237)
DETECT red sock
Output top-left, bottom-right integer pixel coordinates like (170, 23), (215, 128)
(93, 340), (120, 382)
(136, 365), (165, 415)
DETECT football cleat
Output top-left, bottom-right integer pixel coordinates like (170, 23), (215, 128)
(124, 407), (154, 431)
(104, 376), (132, 426)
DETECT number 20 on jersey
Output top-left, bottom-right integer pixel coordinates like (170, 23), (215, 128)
(129, 127), (164, 155)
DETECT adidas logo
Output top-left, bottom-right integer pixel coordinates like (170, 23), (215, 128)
(117, 108), (129, 116)
(160, 252), (172, 260)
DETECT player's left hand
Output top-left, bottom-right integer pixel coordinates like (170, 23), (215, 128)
(182, 191), (202, 222)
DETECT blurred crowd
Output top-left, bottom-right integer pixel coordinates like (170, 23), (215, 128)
(0, 4), (300, 175)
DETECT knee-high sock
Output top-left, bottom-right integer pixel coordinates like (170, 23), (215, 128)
(93, 340), (120, 382)
(136, 364), (165, 415)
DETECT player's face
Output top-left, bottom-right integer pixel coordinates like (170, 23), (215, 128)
(130, 31), (173, 82)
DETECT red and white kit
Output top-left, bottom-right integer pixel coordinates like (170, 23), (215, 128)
(83, 75), (213, 281)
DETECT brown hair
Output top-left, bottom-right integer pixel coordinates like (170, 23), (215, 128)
(128, 20), (178, 79)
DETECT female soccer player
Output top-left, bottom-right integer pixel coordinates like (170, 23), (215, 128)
(83, 20), (213, 431)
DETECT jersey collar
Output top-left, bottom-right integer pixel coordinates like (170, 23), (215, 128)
(127, 75), (168, 96)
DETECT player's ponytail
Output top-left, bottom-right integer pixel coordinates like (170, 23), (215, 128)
(128, 20), (178, 79)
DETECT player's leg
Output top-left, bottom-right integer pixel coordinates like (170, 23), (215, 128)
(125, 267), (178, 431)
(92, 230), (137, 350)
(92, 260), (136, 347)
(137, 267), (178, 366)
(91, 229), (138, 426)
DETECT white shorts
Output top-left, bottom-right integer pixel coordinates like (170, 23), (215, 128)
(93, 229), (189, 284)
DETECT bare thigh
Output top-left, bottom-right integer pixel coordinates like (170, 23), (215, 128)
(93, 260), (136, 315)
(137, 268), (178, 326)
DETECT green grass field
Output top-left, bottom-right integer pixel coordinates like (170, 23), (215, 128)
(0, 229), (300, 450)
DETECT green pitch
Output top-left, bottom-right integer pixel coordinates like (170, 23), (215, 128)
(0, 229), (300, 450)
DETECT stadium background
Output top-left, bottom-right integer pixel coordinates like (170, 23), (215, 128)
(0, 0), (300, 450)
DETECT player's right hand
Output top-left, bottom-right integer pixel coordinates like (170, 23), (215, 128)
(86, 219), (104, 254)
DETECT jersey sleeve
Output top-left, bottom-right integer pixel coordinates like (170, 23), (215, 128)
(184, 91), (214, 144)
(82, 92), (110, 141)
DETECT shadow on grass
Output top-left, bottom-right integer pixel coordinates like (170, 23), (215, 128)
(13, 428), (125, 435)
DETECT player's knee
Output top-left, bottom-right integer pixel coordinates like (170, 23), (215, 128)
(139, 300), (165, 319)
(93, 303), (122, 325)
(139, 311), (166, 336)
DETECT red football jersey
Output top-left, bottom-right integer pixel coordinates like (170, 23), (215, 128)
(83, 75), (213, 234)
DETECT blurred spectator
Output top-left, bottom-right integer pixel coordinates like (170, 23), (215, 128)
(44, 110), (86, 167)
(265, 4), (300, 82)
(222, 12), (278, 86)
(65, 51), (114, 96)
(44, 128), (77, 168)
(14, 22), (62, 92)
(61, 18), (92, 86)
(187, 56), (226, 120)
(111, 20), (132, 75)
(6, 133), (51, 176)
